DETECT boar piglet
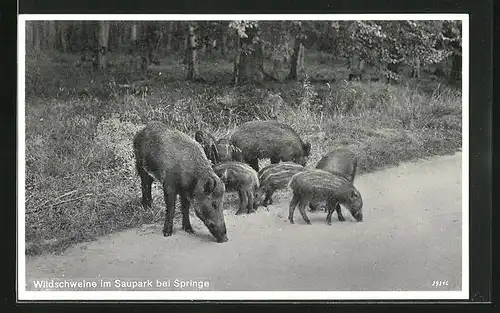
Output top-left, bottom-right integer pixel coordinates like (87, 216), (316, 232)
(288, 169), (363, 225)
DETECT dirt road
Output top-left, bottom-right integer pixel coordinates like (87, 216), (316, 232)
(25, 153), (463, 292)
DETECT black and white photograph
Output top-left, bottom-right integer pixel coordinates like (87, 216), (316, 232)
(18, 14), (468, 300)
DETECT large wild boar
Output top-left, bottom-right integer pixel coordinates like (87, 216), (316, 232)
(230, 120), (311, 172)
(133, 122), (228, 243)
(310, 148), (358, 212)
(194, 130), (219, 165)
(215, 138), (244, 163)
(288, 169), (363, 225)
(315, 148), (358, 182)
(213, 161), (261, 215)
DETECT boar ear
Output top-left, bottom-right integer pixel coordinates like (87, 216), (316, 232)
(203, 177), (216, 194)
(194, 130), (204, 143)
(303, 142), (311, 156)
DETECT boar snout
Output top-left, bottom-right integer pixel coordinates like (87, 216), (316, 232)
(353, 212), (363, 222)
(217, 234), (229, 243)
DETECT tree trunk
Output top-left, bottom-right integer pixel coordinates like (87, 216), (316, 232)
(182, 35), (189, 65)
(58, 22), (68, 53)
(131, 23), (138, 42)
(186, 23), (200, 81)
(32, 22), (41, 51)
(165, 22), (173, 53)
(233, 52), (240, 86)
(287, 38), (306, 81)
(450, 53), (462, 81)
(209, 39), (217, 53)
(47, 21), (57, 50)
(232, 35), (241, 85)
(221, 32), (227, 56)
(235, 26), (265, 84)
(143, 23), (158, 67)
(411, 57), (421, 78)
(237, 43), (265, 84)
(26, 22), (34, 52)
(347, 54), (365, 81)
(117, 22), (126, 50)
(40, 21), (48, 50)
(271, 59), (282, 81)
(96, 21), (110, 70)
(107, 22), (117, 51)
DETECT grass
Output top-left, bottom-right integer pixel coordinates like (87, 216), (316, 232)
(24, 50), (462, 256)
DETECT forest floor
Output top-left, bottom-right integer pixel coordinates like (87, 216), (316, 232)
(23, 51), (463, 256)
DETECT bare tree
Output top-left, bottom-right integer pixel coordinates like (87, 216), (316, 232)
(131, 23), (138, 42)
(58, 21), (69, 53)
(32, 21), (41, 51)
(165, 22), (174, 53)
(220, 30), (227, 56)
(287, 37), (306, 81)
(96, 21), (110, 69)
(234, 25), (265, 84)
(47, 21), (57, 50)
(186, 23), (200, 81)
(411, 57), (421, 78)
(26, 21), (34, 52)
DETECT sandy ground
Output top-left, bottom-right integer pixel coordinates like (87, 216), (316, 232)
(25, 153), (462, 292)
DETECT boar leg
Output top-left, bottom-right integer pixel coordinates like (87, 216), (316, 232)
(162, 185), (177, 237)
(326, 208), (334, 225)
(297, 199), (312, 225)
(263, 190), (273, 206)
(288, 193), (300, 224)
(326, 198), (341, 225)
(335, 203), (345, 221)
(236, 189), (248, 215)
(246, 189), (255, 214)
(180, 192), (195, 234)
(137, 165), (154, 208)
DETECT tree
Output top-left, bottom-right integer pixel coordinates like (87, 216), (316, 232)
(130, 23), (138, 42)
(186, 22), (200, 81)
(332, 21), (455, 82)
(165, 22), (174, 53)
(229, 21), (265, 84)
(96, 21), (110, 69)
(32, 21), (41, 51)
(26, 21), (34, 52)
(285, 21), (319, 81)
(230, 21), (294, 84)
(57, 21), (69, 53)
(287, 37), (306, 80)
(442, 21), (462, 81)
(220, 27), (228, 56)
(47, 21), (57, 50)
